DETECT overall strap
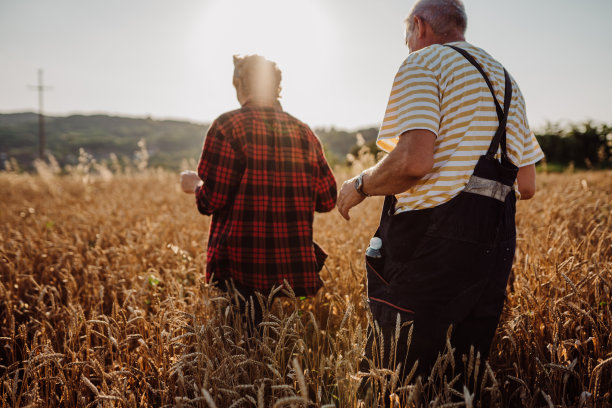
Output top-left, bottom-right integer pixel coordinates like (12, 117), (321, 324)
(444, 44), (513, 159)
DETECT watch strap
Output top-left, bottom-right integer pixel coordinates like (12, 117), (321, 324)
(355, 173), (370, 197)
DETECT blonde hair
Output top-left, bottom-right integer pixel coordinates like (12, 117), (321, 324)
(232, 54), (282, 100)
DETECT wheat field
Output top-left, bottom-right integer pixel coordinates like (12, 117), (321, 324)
(0, 161), (610, 407)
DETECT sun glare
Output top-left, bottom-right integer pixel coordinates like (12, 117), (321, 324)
(199, 0), (333, 60)
(191, 0), (336, 118)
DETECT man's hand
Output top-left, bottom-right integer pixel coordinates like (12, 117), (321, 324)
(180, 170), (201, 193)
(337, 175), (366, 220)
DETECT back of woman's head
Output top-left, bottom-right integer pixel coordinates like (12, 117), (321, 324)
(233, 55), (282, 101)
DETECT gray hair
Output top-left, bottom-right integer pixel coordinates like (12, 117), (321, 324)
(407, 0), (467, 37)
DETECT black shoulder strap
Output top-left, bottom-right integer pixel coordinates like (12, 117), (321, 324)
(444, 44), (512, 159)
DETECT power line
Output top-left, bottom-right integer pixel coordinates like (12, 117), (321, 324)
(28, 69), (53, 160)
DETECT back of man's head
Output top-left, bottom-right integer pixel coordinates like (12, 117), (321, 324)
(407, 0), (467, 39)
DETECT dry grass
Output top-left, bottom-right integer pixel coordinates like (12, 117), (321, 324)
(0, 162), (610, 407)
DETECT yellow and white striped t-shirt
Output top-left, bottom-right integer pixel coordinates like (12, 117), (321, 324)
(377, 41), (544, 213)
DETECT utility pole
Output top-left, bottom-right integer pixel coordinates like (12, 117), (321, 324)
(29, 69), (52, 160)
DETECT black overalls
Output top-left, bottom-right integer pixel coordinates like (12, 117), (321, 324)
(363, 45), (519, 381)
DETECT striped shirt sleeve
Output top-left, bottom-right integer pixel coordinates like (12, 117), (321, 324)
(517, 110), (545, 166)
(377, 61), (440, 152)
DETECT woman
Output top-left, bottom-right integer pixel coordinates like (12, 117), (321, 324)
(181, 55), (337, 329)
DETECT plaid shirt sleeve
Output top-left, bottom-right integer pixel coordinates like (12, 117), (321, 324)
(195, 120), (245, 215)
(314, 142), (337, 213)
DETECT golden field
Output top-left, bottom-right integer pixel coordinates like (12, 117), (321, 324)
(0, 164), (610, 407)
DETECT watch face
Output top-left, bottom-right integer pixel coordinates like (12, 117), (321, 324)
(354, 176), (362, 191)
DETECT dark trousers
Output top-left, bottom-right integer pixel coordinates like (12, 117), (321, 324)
(359, 312), (500, 407)
(362, 189), (517, 401)
(362, 236), (515, 389)
(361, 294), (502, 386)
(218, 280), (267, 336)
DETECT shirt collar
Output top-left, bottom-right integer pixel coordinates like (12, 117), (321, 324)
(242, 99), (283, 112)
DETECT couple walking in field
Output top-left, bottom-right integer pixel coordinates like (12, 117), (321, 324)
(180, 0), (544, 394)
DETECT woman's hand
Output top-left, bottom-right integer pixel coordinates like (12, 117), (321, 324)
(180, 170), (201, 193)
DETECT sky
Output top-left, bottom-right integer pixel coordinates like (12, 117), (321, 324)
(0, 0), (611, 131)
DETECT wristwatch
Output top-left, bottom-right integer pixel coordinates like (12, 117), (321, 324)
(354, 172), (370, 198)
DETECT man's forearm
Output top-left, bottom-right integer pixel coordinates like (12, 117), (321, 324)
(360, 154), (423, 196)
(360, 129), (436, 197)
(336, 129), (435, 220)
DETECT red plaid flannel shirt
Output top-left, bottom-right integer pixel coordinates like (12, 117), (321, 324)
(195, 102), (337, 296)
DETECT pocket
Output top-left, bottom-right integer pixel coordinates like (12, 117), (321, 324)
(365, 233), (391, 302)
(366, 253), (387, 285)
(365, 232), (387, 286)
(368, 298), (415, 326)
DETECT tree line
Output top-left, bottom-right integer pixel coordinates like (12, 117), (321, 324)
(342, 121), (612, 171)
(535, 122), (612, 170)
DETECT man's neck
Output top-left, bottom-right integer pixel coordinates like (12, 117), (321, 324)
(415, 35), (465, 51)
(440, 33), (466, 44)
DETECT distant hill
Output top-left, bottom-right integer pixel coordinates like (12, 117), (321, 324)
(314, 126), (380, 165)
(0, 113), (210, 170)
(4, 112), (610, 172)
(0, 112), (379, 170)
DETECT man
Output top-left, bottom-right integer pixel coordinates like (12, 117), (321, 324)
(181, 55), (337, 329)
(337, 0), (544, 386)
